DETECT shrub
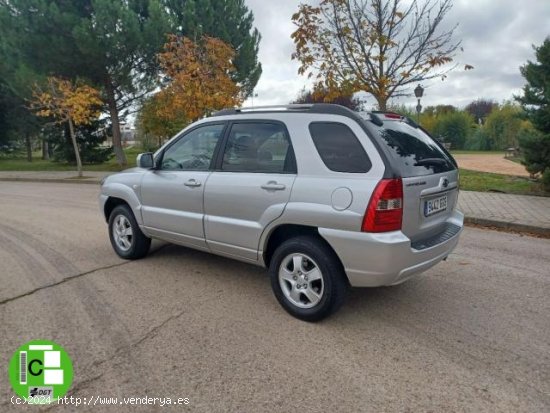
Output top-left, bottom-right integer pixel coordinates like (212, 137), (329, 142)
(45, 120), (112, 164)
(137, 130), (161, 153)
(484, 103), (525, 149)
(0, 140), (24, 158)
(518, 128), (550, 188)
(542, 169), (550, 191)
(465, 127), (492, 150)
(431, 111), (475, 149)
(386, 104), (416, 119)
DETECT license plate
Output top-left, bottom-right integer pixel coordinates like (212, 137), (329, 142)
(424, 195), (448, 217)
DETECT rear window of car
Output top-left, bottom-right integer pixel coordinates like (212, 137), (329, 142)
(374, 120), (456, 177)
(309, 122), (371, 173)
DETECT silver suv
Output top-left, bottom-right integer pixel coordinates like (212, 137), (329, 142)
(99, 104), (463, 321)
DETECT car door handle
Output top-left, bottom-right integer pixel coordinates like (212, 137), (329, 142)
(261, 181), (286, 191)
(184, 179), (202, 187)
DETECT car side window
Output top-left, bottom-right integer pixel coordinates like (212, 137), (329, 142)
(309, 122), (372, 173)
(161, 124), (225, 171)
(221, 123), (296, 173)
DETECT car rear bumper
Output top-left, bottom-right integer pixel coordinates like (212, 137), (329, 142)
(319, 209), (464, 287)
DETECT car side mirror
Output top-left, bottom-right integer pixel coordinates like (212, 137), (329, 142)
(136, 152), (154, 169)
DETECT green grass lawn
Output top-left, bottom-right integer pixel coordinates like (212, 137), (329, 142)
(450, 150), (505, 155)
(459, 168), (548, 196)
(0, 147), (142, 172)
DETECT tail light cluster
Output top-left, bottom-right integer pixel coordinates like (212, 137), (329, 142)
(362, 178), (403, 232)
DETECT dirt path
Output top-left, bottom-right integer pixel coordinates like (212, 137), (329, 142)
(453, 153), (530, 176)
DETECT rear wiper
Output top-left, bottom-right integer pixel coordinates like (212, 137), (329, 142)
(414, 158), (447, 166)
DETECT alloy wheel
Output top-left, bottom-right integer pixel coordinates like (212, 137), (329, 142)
(112, 214), (133, 252)
(278, 253), (324, 308)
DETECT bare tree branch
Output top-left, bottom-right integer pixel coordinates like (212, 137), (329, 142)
(291, 0), (463, 110)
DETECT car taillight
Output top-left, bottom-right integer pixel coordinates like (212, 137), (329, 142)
(362, 178), (403, 232)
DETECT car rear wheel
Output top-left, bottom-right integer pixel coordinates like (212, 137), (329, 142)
(108, 204), (151, 260)
(269, 236), (348, 322)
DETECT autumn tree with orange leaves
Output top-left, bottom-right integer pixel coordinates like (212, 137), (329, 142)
(142, 35), (243, 139)
(292, 0), (467, 110)
(30, 77), (102, 177)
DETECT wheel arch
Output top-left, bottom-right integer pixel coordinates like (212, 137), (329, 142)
(102, 183), (143, 225)
(261, 224), (344, 271)
(104, 197), (130, 222)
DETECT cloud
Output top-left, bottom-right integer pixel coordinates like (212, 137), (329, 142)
(244, 0), (550, 109)
(243, 0), (313, 106)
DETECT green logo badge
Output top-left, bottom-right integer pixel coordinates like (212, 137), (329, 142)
(8, 340), (73, 404)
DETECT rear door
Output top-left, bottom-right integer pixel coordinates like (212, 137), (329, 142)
(204, 121), (297, 261)
(374, 119), (459, 241)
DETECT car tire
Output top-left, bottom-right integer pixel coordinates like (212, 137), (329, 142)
(108, 204), (151, 260)
(269, 236), (348, 322)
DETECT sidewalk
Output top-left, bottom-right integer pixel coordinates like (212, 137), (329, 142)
(458, 191), (550, 235)
(1, 171), (549, 235)
(0, 170), (110, 184)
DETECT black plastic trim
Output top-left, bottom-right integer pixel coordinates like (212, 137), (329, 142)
(411, 223), (461, 251)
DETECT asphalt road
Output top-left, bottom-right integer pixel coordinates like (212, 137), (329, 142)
(0, 182), (548, 412)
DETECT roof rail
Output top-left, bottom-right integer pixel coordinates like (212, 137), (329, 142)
(212, 103), (360, 118)
(212, 104), (313, 116)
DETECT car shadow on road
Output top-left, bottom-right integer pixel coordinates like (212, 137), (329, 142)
(145, 241), (438, 323)
(144, 241), (272, 290)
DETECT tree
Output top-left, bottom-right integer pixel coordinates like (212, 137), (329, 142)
(484, 104), (527, 150)
(0, 0), (171, 166)
(30, 77), (102, 177)
(386, 104), (415, 118)
(419, 105), (457, 136)
(431, 111), (474, 149)
(138, 95), (189, 144)
(0, 1), (263, 165)
(0, 28), (43, 161)
(516, 38), (550, 134)
(0, 85), (31, 156)
(465, 127), (491, 151)
(423, 105), (457, 116)
(0, 82), (12, 147)
(516, 38), (550, 188)
(293, 85), (361, 110)
(164, 0), (262, 98)
(465, 99), (497, 123)
(518, 128), (550, 181)
(45, 119), (112, 164)
(141, 35), (243, 138)
(291, 0), (464, 110)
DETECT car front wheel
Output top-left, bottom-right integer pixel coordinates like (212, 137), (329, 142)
(108, 204), (151, 260)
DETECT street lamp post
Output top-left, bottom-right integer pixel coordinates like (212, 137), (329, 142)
(414, 84), (424, 123)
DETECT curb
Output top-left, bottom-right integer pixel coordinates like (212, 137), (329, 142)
(464, 216), (550, 237)
(0, 177), (101, 185)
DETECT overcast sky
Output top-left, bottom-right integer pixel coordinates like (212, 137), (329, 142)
(243, 0), (550, 110)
